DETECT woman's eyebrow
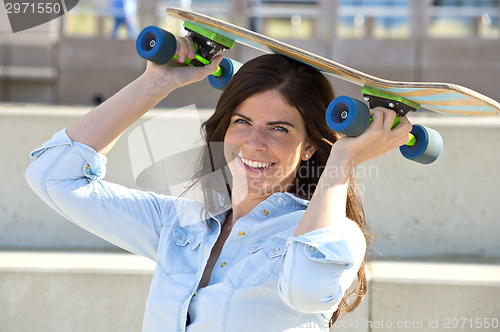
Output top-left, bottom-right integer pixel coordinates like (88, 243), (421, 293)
(232, 113), (296, 128)
(268, 120), (295, 128)
(232, 113), (251, 121)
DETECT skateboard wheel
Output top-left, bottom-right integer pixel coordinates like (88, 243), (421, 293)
(325, 96), (371, 136)
(136, 26), (177, 65)
(399, 124), (443, 164)
(208, 57), (242, 90)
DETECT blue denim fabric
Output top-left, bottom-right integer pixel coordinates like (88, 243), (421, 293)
(26, 130), (366, 332)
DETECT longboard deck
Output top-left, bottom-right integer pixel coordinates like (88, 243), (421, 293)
(167, 7), (500, 117)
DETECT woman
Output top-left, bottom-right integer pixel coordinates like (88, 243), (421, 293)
(26, 37), (412, 331)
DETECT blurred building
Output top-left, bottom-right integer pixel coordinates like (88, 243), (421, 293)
(0, 0), (499, 107)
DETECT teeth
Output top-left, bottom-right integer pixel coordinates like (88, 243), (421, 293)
(240, 157), (273, 169)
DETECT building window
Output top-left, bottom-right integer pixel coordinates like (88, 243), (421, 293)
(259, 16), (314, 40)
(337, 0), (411, 40)
(429, 0), (499, 38)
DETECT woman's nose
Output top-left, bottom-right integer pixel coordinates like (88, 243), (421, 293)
(244, 128), (267, 151)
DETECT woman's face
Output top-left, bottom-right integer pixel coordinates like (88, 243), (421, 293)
(224, 89), (316, 198)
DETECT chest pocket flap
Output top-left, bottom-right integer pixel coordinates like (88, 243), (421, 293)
(159, 226), (202, 275)
(227, 236), (287, 288)
(173, 227), (202, 249)
(249, 236), (287, 258)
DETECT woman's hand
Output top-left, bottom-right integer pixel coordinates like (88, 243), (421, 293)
(143, 36), (223, 91)
(294, 107), (411, 236)
(330, 108), (413, 168)
(67, 36), (222, 155)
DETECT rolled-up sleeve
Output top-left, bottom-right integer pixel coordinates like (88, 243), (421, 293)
(25, 129), (173, 261)
(278, 220), (366, 313)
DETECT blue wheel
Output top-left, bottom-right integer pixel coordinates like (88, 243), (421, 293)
(400, 125), (443, 164)
(136, 26), (177, 65)
(208, 57), (242, 90)
(325, 96), (371, 136)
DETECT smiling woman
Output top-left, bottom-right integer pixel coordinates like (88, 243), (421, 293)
(225, 90), (312, 197)
(189, 54), (376, 326)
(197, 56), (336, 207)
(25, 37), (412, 331)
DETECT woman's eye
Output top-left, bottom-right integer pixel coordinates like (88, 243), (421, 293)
(235, 118), (249, 124)
(273, 126), (289, 133)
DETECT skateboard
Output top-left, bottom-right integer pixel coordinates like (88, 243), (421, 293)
(136, 8), (500, 164)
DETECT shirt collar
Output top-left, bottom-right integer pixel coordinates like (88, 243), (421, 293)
(267, 192), (309, 210)
(209, 191), (309, 224)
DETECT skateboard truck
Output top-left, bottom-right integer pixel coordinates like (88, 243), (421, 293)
(325, 87), (443, 164)
(362, 86), (419, 117)
(183, 22), (234, 66)
(181, 22), (241, 89)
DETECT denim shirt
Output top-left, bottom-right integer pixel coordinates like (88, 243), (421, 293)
(25, 130), (367, 332)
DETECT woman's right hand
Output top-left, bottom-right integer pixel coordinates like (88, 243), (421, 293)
(144, 36), (223, 91)
(328, 108), (413, 169)
(66, 36), (222, 155)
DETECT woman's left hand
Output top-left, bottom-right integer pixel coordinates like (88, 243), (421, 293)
(330, 108), (413, 167)
(143, 36), (223, 91)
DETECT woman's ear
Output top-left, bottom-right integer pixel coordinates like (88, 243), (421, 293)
(302, 139), (317, 161)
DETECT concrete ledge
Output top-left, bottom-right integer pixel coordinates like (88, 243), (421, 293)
(0, 252), (154, 332)
(369, 260), (500, 286)
(0, 251), (155, 274)
(2, 103), (500, 125)
(0, 66), (57, 81)
(368, 260), (500, 332)
(1, 253), (499, 331)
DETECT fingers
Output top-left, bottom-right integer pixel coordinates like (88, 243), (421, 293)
(392, 114), (413, 147)
(368, 108), (412, 148)
(175, 36), (196, 63)
(370, 108), (397, 131)
(332, 107), (414, 166)
(174, 36), (222, 75)
(206, 55), (223, 74)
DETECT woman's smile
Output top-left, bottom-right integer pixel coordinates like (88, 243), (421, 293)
(238, 155), (276, 171)
(224, 89), (316, 196)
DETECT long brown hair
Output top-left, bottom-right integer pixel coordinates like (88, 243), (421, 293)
(192, 54), (369, 325)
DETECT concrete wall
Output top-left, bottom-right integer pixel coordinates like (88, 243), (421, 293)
(1, 253), (499, 332)
(359, 115), (500, 259)
(367, 261), (500, 332)
(0, 252), (154, 332)
(0, 5), (59, 104)
(2, 103), (499, 259)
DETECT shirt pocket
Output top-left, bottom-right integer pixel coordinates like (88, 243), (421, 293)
(158, 226), (202, 275)
(226, 236), (287, 288)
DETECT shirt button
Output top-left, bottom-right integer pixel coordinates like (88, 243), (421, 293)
(85, 164), (91, 171)
(263, 209), (270, 216)
(203, 248), (208, 254)
(238, 231), (246, 237)
(273, 247), (281, 253)
(308, 246), (317, 253)
(180, 237), (187, 242)
(220, 262), (227, 268)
